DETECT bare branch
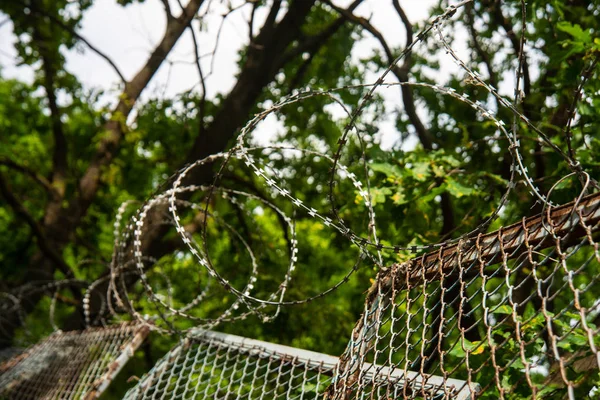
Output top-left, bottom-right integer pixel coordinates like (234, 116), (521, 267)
(76, 0), (205, 217)
(465, 2), (498, 90)
(262, 0), (283, 37)
(249, 0), (259, 44)
(0, 158), (55, 195)
(279, 0), (363, 68)
(326, 1), (393, 60)
(184, 0), (316, 182)
(392, 0), (412, 50)
(17, 0), (127, 85)
(161, 0), (174, 20)
(0, 174), (72, 278)
(490, 0), (531, 97)
(390, 0), (434, 149)
(565, 56), (598, 162)
(26, 2), (69, 197)
(283, 0), (364, 91)
(327, 1), (434, 149)
(179, 1), (207, 137)
(40, 55), (68, 191)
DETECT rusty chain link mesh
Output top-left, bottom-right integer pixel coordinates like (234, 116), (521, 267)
(0, 322), (148, 399)
(124, 329), (471, 400)
(0, 347), (22, 364)
(324, 192), (600, 399)
(124, 330), (337, 400)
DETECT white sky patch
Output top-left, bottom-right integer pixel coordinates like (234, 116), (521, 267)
(0, 0), (477, 152)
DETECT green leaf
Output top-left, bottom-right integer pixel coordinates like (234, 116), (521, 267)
(445, 178), (476, 198)
(537, 385), (560, 397)
(411, 162), (430, 182)
(493, 305), (514, 315)
(522, 314), (546, 332)
(448, 339), (485, 358)
(557, 22), (592, 43)
(392, 190), (408, 205)
(370, 187), (391, 206)
(420, 185), (446, 203)
(369, 162), (403, 177)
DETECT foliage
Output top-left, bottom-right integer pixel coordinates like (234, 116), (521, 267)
(0, 0), (599, 398)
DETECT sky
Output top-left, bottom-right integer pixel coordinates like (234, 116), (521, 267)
(0, 0), (460, 149)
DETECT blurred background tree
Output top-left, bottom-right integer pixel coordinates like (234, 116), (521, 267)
(0, 0), (598, 397)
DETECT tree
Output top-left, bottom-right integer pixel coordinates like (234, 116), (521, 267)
(0, 0), (599, 397)
(0, 0), (360, 341)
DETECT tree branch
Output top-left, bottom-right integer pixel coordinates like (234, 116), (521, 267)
(327, 1), (434, 149)
(222, 173), (291, 248)
(180, 1), (208, 138)
(183, 0), (316, 185)
(40, 54), (68, 192)
(564, 56), (598, 162)
(161, 0), (174, 20)
(0, 174), (72, 278)
(283, 0), (363, 92)
(279, 0), (362, 66)
(330, 2), (482, 372)
(18, 0), (127, 85)
(0, 158), (55, 195)
(262, 0), (283, 39)
(63, 0), (323, 330)
(490, 0), (531, 98)
(248, 0), (259, 44)
(27, 1), (69, 198)
(465, 2), (498, 90)
(76, 0), (205, 217)
(392, 0), (412, 50)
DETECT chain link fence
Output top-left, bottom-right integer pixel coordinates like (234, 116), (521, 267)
(124, 329), (472, 399)
(0, 322), (148, 399)
(326, 192), (600, 399)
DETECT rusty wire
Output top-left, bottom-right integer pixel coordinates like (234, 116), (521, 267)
(0, 322), (148, 399)
(325, 192), (600, 399)
(124, 329), (472, 399)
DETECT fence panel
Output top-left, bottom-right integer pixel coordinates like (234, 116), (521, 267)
(326, 193), (600, 399)
(0, 322), (148, 399)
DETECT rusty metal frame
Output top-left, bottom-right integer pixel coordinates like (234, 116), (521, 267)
(192, 330), (476, 399)
(0, 322), (149, 399)
(85, 324), (150, 399)
(399, 191), (600, 282)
